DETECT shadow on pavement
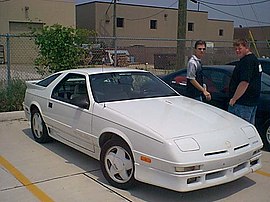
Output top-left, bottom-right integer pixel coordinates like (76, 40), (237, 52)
(22, 127), (256, 202)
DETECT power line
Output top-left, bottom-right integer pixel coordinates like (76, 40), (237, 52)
(200, 1), (270, 25)
(105, 0), (114, 15)
(237, 0), (248, 27)
(198, 0), (270, 7)
(248, 0), (261, 24)
(125, 1), (178, 21)
(247, 0), (270, 44)
(103, 1), (178, 21)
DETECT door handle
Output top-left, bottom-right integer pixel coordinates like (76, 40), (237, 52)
(48, 102), (53, 108)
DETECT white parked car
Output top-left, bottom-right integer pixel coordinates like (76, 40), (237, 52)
(23, 67), (263, 192)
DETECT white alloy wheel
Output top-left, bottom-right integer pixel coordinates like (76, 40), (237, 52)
(266, 125), (270, 149)
(105, 145), (133, 183)
(100, 138), (135, 189)
(32, 112), (43, 138)
(31, 109), (51, 143)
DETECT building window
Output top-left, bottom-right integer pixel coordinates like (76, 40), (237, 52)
(219, 29), (224, 36)
(117, 18), (124, 28)
(150, 20), (157, 29)
(188, 22), (194, 31)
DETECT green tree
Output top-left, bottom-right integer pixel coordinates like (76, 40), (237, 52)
(34, 24), (96, 75)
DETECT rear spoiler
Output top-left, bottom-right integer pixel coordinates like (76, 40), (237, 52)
(25, 80), (45, 90)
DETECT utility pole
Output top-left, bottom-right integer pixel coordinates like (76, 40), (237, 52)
(113, 0), (117, 67)
(176, 0), (187, 70)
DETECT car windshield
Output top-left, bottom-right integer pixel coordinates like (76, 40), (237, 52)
(261, 73), (270, 93)
(89, 71), (178, 102)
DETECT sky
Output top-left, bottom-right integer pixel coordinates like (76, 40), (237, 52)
(75, 0), (270, 27)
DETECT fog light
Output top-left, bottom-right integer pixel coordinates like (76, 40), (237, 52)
(175, 165), (201, 172)
(187, 177), (200, 184)
(252, 149), (261, 156)
(250, 159), (259, 166)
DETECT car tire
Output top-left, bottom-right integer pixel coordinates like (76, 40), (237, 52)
(100, 138), (135, 189)
(31, 109), (51, 143)
(262, 122), (270, 151)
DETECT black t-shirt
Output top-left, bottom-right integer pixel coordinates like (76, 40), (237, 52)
(229, 53), (261, 106)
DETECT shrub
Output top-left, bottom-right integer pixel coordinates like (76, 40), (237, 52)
(34, 24), (96, 75)
(0, 79), (26, 112)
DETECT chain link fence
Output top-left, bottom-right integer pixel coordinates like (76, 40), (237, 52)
(1, 34), (269, 85)
(0, 34), (40, 85)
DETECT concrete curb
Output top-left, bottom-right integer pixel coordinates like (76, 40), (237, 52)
(0, 111), (25, 122)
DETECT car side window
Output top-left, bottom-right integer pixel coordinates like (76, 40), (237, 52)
(51, 73), (89, 108)
(261, 61), (270, 75)
(203, 70), (230, 94)
(36, 73), (61, 87)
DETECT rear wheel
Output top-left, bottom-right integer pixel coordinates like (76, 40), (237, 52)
(31, 109), (51, 143)
(100, 138), (135, 189)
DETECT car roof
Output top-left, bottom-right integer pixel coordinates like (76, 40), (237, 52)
(58, 67), (147, 75)
(227, 58), (270, 64)
(169, 65), (235, 73)
(258, 57), (270, 62)
(203, 65), (235, 72)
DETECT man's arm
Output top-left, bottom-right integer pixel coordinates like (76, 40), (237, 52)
(229, 81), (249, 106)
(190, 79), (211, 101)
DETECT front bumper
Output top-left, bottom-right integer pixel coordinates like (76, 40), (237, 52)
(134, 151), (262, 192)
(22, 102), (31, 121)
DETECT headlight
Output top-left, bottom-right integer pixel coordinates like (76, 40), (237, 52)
(241, 126), (257, 139)
(174, 137), (200, 152)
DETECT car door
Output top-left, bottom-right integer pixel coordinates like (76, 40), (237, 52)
(202, 68), (231, 110)
(47, 73), (94, 152)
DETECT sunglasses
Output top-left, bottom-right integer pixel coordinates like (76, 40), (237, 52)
(197, 48), (206, 51)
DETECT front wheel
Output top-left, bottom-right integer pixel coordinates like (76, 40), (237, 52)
(31, 109), (51, 143)
(100, 138), (135, 189)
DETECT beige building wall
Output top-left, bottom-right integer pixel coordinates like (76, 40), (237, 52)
(76, 3), (96, 31)
(0, 0), (76, 34)
(0, 0), (76, 64)
(76, 2), (234, 48)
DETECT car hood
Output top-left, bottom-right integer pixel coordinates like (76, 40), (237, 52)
(104, 96), (249, 140)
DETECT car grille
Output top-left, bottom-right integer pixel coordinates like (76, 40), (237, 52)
(204, 143), (250, 157)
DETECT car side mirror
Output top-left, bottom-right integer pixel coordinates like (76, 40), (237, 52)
(77, 99), (90, 109)
(70, 95), (90, 109)
(171, 76), (187, 86)
(171, 80), (187, 86)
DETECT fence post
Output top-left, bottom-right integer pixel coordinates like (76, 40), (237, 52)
(190, 39), (194, 56)
(114, 36), (117, 67)
(6, 33), (11, 85)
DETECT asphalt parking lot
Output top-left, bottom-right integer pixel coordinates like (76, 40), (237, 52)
(1, 111), (270, 202)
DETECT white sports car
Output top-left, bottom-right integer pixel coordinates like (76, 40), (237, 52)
(23, 67), (263, 192)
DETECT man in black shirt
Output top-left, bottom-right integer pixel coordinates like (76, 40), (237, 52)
(228, 39), (262, 124)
